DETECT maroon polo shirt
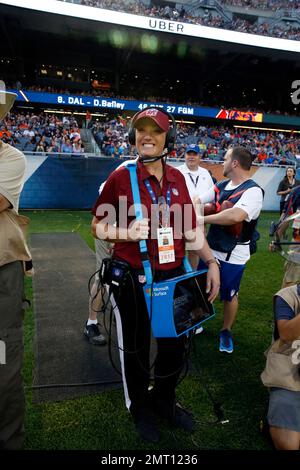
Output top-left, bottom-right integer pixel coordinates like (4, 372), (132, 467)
(92, 161), (196, 271)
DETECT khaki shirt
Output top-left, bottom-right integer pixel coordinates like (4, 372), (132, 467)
(261, 285), (300, 392)
(0, 140), (26, 212)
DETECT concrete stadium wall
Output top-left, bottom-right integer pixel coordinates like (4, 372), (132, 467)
(21, 155), (295, 211)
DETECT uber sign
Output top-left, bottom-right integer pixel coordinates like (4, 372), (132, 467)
(149, 19), (184, 33)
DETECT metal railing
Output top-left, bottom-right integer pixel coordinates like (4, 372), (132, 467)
(23, 151), (100, 158)
(22, 151), (298, 168)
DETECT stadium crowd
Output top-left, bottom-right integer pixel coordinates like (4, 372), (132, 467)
(74, 0), (300, 41)
(92, 116), (299, 164)
(223, 0), (300, 11)
(0, 109), (299, 164)
(0, 111), (85, 154)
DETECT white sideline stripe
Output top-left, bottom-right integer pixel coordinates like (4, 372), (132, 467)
(0, 0), (299, 53)
(108, 288), (131, 411)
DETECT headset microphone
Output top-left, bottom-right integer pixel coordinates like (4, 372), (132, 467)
(138, 149), (168, 164)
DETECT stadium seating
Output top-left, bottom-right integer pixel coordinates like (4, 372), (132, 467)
(57, 0), (300, 41)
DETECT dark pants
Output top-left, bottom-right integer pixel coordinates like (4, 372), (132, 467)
(111, 266), (187, 415)
(280, 200), (285, 214)
(0, 261), (25, 450)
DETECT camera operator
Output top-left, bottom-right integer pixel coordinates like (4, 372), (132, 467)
(0, 91), (31, 449)
(91, 108), (220, 443)
(275, 184), (300, 288)
(261, 284), (300, 450)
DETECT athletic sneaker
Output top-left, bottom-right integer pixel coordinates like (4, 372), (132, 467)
(84, 323), (106, 346)
(219, 329), (233, 353)
(195, 326), (204, 335)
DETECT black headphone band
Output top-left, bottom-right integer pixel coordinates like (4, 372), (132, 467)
(128, 106), (176, 153)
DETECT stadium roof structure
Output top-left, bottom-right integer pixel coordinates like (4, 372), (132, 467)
(0, 0), (299, 117)
(0, 0), (300, 53)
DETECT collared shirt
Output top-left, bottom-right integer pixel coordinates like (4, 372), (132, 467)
(0, 141), (30, 267)
(177, 163), (214, 200)
(0, 141), (26, 212)
(92, 160), (196, 270)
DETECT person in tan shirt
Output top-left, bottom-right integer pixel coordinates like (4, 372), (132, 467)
(0, 90), (31, 450)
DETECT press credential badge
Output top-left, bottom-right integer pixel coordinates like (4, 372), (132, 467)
(157, 227), (175, 264)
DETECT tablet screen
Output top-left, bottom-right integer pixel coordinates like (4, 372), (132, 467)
(173, 271), (215, 335)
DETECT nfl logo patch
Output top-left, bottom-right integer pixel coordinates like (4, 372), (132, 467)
(172, 188), (179, 196)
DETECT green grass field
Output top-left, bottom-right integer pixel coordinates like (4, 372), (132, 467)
(21, 210), (284, 450)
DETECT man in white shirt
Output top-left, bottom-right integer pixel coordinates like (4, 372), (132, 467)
(199, 146), (263, 353)
(177, 144), (214, 307)
(177, 144), (214, 200)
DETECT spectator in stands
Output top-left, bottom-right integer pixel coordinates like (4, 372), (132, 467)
(261, 283), (300, 450)
(265, 152), (277, 165)
(36, 139), (46, 153)
(61, 138), (73, 154)
(73, 139), (85, 154)
(256, 148), (268, 164)
(277, 167), (300, 214)
(78, 0), (300, 40)
(47, 138), (61, 153)
(280, 156), (288, 166)
(86, 110), (92, 129)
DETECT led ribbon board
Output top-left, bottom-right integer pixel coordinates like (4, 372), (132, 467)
(9, 89), (266, 123)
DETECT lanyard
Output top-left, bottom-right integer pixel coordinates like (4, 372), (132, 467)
(144, 178), (171, 227)
(127, 162), (193, 281)
(188, 173), (199, 189)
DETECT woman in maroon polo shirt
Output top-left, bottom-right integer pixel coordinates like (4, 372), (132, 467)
(91, 108), (220, 443)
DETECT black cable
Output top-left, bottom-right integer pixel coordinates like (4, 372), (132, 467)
(88, 265), (144, 355)
(107, 304), (122, 376)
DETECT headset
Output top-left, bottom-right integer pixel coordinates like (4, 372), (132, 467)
(128, 106), (177, 155)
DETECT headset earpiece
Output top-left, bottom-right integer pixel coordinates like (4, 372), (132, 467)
(128, 126), (136, 146)
(128, 107), (176, 153)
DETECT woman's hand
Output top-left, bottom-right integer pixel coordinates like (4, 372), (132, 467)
(128, 218), (150, 241)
